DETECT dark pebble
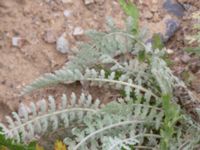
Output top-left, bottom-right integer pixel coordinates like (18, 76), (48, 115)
(164, 19), (180, 42)
(163, 0), (185, 17)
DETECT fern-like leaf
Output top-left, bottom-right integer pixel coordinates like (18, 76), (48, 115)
(0, 93), (101, 143)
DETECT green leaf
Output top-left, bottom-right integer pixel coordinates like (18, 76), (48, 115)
(119, 0), (139, 34)
(160, 94), (181, 150)
(0, 133), (36, 150)
(152, 33), (164, 50)
(138, 50), (145, 62)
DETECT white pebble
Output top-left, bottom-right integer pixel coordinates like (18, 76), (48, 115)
(84, 0), (94, 5)
(61, 0), (73, 3)
(56, 33), (70, 54)
(12, 37), (22, 47)
(63, 10), (71, 17)
(73, 27), (84, 36)
(166, 49), (174, 54)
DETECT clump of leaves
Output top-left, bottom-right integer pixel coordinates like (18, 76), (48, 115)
(119, 0), (139, 34)
(160, 94), (181, 150)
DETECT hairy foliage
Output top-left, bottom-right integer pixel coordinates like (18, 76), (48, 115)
(1, 15), (200, 150)
(0, 93), (100, 143)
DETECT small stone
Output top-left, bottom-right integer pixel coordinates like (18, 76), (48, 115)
(163, 0), (185, 17)
(12, 37), (20, 46)
(61, 0), (73, 3)
(12, 37), (25, 48)
(63, 10), (71, 17)
(143, 10), (153, 19)
(56, 33), (70, 54)
(166, 49), (174, 54)
(73, 27), (84, 36)
(181, 54), (191, 64)
(164, 19), (180, 42)
(84, 0), (94, 5)
(43, 29), (57, 44)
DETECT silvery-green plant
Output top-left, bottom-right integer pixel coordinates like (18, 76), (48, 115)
(1, 16), (200, 150)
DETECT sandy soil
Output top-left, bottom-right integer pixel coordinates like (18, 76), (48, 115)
(0, 0), (126, 119)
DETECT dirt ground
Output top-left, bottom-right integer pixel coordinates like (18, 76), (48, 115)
(0, 0), (199, 120)
(0, 0), (127, 120)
